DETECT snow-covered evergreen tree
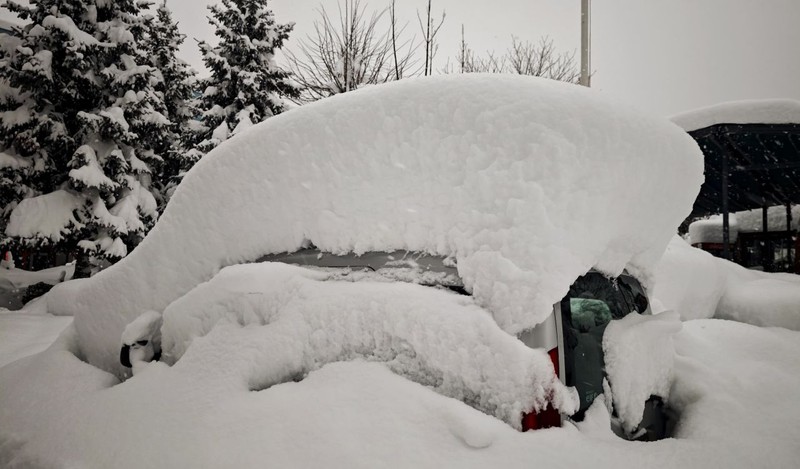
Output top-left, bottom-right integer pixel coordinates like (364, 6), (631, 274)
(189, 0), (299, 157)
(0, 0), (172, 273)
(143, 1), (198, 201)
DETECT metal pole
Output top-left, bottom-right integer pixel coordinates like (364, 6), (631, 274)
(721, 150), (730, 260)
(762, 205), (771, 271)
(787, 203), (794, 272)
(580, 0), (591, 87)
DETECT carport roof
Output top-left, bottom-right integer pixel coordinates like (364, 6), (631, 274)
(672, 100), (800, 221)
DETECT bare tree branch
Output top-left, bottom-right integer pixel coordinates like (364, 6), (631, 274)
(417, 0), (445, 76)
(285, 0), (418, 103)
(449, 33), (580, 83)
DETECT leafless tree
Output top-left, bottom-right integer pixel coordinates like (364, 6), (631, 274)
(506, 36), (580, 83)
(450, 31), (581, 84)
(453, 25), (504, 74)
(417, 0), (445, 76)
(285, 0), (417, 103)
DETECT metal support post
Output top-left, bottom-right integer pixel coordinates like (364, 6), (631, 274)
(580, 0), (591, 87)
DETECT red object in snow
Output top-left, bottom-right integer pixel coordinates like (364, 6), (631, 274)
(521, 347), (562, 431)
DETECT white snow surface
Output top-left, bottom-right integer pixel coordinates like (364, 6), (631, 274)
(671, 99), (800, 132)
(688, 205), (800, 243)
(5, 190), (83, 242)
(159, 262), (577, 427)
(0, 263), (75, 291)
(120, 310), (162, 346)
(1, 317), (799, 468)
(652, 236), (800, 329)
(0, 311), (72, 368)
(603, 311), (681, 433)
(41, 74), (703, 375)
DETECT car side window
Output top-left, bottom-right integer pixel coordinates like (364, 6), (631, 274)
(560, 272), (640, 419)
(618, 275), (649, 314)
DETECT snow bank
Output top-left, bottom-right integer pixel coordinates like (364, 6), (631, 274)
(652, 236), (800, 329)
(41, 74), (703, 374)
(3, 318), (800, 468)
(161, 262), (578, 427)
(671, 99), (800, 132)
(603, 311), (681, 433)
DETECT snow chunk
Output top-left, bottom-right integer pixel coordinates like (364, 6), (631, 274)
(162, 262), (578, 427)
(69, 145), (117, 190)
(672, 99), (800, 132)
(42, 74), (703, 374)
(99, 106), (129, 132)
(603, 311), (681, 433)
(21, 50), (53, 80)
(42, 15), (100, 46)
(1, 103), (34, 127)
(0, 149), (31, 170)
(121, 310), (162, 345)
(91, 196), (128, 234)
(231, 106), (254, 136)
(211, 121), (229, 141)
(5, 190), (83, 242)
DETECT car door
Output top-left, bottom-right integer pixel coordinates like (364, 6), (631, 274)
(559, 271), (646, 420)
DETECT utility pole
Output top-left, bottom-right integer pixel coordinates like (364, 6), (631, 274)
(580, 0), (591, 87)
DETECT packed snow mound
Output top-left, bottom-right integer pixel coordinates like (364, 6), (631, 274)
(161, 262), (578, 427)
(603, 311), (681, 433)
(671, 99), (800, 132)
(42, 74), (704, 374)
(652, 236), (800, 329)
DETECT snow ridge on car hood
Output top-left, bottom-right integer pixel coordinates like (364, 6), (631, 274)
(44, 74), (703, 374)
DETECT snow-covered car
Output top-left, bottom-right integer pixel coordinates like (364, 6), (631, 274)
(30, 74), (702, 455)
(253, 248), (668, 440)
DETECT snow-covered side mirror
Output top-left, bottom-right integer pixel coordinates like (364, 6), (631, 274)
(120, 310), (163, 374)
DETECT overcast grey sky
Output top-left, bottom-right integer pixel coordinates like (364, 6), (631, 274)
(3, 0), (799, 117)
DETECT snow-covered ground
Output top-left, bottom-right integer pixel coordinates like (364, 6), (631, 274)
(0, 310), (71, 367)
(0, 312), (798, 468)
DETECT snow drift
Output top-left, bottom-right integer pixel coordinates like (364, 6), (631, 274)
(40, 74), (704, 374)
(652, 236), (800, 329)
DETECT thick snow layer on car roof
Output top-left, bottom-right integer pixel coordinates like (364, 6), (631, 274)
(671, 99), (800, 132)
(43, 74), (703, 374)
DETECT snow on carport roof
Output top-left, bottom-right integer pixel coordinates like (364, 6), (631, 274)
(671, 99), (800, 133)
(671, 100), (800, 221)
(41, 74), (703, 375)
